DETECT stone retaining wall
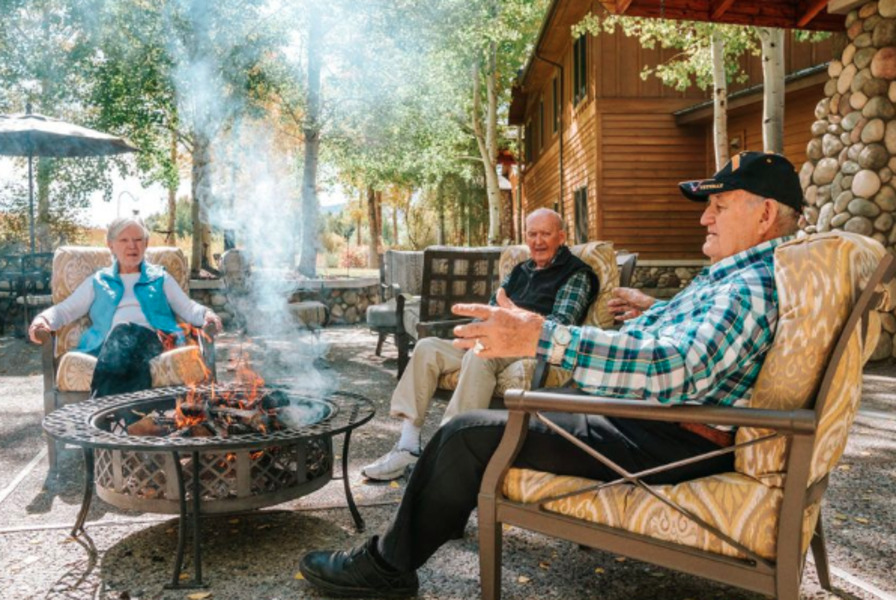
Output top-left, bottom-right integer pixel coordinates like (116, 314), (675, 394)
(630, 261), (705, 300)
(288, 281), (380, 325)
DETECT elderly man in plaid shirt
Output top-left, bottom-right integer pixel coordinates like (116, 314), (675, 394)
(362, 207), (599, 481)
(300, 152), (803, 598)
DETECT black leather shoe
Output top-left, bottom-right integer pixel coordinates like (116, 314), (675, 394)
(299, 536), (419, 598)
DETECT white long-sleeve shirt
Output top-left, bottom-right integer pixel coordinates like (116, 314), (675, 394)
(40, 272), (209, 332)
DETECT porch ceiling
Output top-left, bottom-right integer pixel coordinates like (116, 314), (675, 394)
(597, 0), (846, 32)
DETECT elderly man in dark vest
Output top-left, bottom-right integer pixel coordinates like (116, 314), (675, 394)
(361, 208), (599, 481)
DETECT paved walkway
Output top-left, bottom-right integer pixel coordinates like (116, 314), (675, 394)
(0, 327), (894, 600)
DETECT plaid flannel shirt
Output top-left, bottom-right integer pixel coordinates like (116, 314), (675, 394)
(538, 236), (789, 408)
(492, 270), (593, 326)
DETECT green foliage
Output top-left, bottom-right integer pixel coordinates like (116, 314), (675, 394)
(144, 196), (191, 238)
(574, 14), (759, 91)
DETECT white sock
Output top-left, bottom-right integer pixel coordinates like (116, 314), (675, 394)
(397, 420), (421, 454)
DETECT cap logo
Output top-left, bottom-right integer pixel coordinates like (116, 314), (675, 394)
(731, 154), (741, 171)
(698, 182), (724, 191)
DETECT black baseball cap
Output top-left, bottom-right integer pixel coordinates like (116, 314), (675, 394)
(678, 151), (804, 213)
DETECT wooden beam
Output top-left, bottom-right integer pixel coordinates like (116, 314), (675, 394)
(798, 0), (829, 26)
(615, 0), (634, 14)
(827, 0), (867, 14)
(711, 0), (737, 19)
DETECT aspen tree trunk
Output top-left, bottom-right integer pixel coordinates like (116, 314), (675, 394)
(298, 5), (323, 276)
(166, 131), (177, 245)
(366, 186), (381, 269)
(472, 39), (502, 245)
(759, 27), (785, 153)
(711, 31), (729, 171)
(190, 131), (213, 276)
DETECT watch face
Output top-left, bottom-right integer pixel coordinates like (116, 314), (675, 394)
(553, 326), (571, 345)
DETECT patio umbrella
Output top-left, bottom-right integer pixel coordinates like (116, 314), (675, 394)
(0, 104), (138, 254)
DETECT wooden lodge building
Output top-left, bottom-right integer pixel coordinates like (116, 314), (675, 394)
(509, 0), (838, 259)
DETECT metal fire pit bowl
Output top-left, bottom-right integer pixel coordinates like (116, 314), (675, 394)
(89, 389), (336, 514)
(43, 385), (375, 588)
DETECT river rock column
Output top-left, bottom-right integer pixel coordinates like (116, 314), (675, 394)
(801, 0), (896, 361)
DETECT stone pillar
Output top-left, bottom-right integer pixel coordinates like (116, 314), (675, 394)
(801, 0), (896, 360)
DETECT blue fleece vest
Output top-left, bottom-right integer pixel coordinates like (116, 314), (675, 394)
(78, 261), (184, 354)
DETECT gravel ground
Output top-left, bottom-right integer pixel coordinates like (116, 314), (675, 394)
(0, 327), (894, 600)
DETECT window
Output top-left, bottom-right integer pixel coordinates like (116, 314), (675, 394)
(538, 98), (544, 151)
(524, 120), (533, 164)
(552, 76), (560, 133)
(573, 35), (587, 105)
(574, 186), (589, 244)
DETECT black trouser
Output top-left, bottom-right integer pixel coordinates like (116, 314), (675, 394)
(90, 323), (163, 397)
(377, 409), (733, 572)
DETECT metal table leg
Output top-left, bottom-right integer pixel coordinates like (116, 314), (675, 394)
(70, 447), (94, 536)
(341, 431), (365, 531)
(165, 451), (207, 589)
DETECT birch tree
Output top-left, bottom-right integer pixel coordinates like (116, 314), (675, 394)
(758, 27), (786, 153)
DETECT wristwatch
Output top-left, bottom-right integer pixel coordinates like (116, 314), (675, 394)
(548, 324), (572, 365)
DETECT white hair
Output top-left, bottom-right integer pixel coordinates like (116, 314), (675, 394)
(106, 216), (149, 243)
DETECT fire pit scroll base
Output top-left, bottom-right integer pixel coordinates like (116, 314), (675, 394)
(43, 386), (375, 589)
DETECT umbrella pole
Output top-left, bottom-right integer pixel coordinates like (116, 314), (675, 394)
(28, 152), (35, 255)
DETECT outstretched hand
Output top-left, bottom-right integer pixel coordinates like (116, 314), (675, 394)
(452, 288), (544, 359)
(606, 287), (655, 322)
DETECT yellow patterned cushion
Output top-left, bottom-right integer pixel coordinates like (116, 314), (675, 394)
(51, 246), (189, 357)
(735, 232), (894, 486)
(437, 241), (618, 393)
(504, 468), (821, 561)
(149, 346), (212, 387)
(56, 351), (98, 392)
(55, 346), (210, 391)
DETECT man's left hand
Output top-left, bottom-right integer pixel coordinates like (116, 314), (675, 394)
(452, 288), (544, 358)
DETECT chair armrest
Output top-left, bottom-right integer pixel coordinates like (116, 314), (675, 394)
(35, 329), (57, 394)
(502, 388), (817, 434)
(417, 317), (474, 340)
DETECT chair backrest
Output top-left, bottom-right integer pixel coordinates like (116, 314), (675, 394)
(498, 241), (619, 329)
(51, 246), (190, 356)
(418, 246), (503, 322)
(384, 249), (424, 296)
(735, 232), (896, 488)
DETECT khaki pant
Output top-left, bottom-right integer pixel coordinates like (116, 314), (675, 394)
(390, 337), (519, 427)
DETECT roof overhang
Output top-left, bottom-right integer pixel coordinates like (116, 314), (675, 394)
(598, 0), (846, 32)
(674, 64), (830, 125)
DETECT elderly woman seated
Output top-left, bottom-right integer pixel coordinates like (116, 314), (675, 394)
(28, 216), (221, 397)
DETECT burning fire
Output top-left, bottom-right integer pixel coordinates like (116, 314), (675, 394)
(132, 355), (288, 439)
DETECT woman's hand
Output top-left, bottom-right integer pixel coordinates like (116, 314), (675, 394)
(607, 287), (655, 322)
(203, 310), (223, 334)
(28, 315), (51, 344)
(451, 288), (544, 359)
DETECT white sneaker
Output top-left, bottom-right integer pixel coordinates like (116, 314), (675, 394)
(361, 445), (420, 481)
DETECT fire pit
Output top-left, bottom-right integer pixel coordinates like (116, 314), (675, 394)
(43, 384), (375, 588)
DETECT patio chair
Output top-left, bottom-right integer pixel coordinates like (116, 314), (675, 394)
(398, 246), (504, 375)
(365, 249), (424, 376)
(0, 253), (22, 334)
(36, 245), (217, 470)
(478, 231), (896, 600)
(434, 241), (619, 398)
(615, 250), (637, 288)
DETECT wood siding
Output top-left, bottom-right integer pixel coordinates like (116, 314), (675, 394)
(518, 14), (835, 259)
(598, 100), (708, 259)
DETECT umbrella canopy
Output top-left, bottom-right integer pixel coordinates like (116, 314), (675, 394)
(0, 105), (138, 254)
